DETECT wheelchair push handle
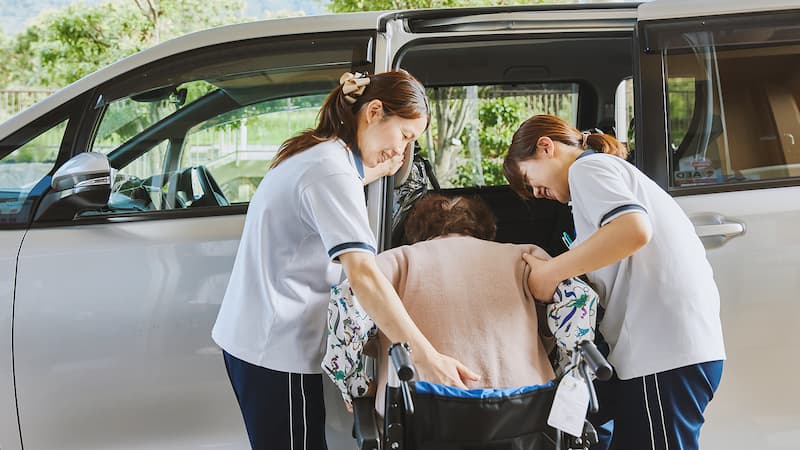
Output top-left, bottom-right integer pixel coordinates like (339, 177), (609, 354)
(389, 343), (416, 382)
(388, 343), (416, 416)
(578, 341), (612, 381)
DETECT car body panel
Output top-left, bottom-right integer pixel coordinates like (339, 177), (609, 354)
(0, 230), (24, 450)
(636, 2), (800, 447)
(13, 215), (247, 449)
(678, 188), (800, 450)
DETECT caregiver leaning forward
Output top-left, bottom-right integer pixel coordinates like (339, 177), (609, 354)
(503, 114), (725, 450)
(212, 70), (479, 450)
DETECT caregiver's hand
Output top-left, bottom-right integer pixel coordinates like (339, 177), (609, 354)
(415, 349), (481, 388)
(522, 252), (560, 303)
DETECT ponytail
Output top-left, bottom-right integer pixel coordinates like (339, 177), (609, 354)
(585, 133), (628, 159)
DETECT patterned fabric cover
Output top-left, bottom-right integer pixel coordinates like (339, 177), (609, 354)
(547, 277), (599, 375)
(322, 279), (377, 407)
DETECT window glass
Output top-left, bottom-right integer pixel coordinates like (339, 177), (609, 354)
(109, 140), (170, 212)
(0, 120), (66, 218)
(659, 19), (800, 188)
(93, 81), (215, 153)
(422, 83), (579, 189)
(181, 94), (325, 204)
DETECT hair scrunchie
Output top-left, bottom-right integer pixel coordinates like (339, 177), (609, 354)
(339, 72), (371, 104)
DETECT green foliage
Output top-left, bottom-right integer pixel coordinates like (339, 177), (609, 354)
(452, 157), (504, 187)
(447, 95), (525, 187)
(0, 0), (245, 89)
(475, 95), (522, 157)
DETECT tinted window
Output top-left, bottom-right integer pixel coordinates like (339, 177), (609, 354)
(0, 120), (66, 224)
(649, 11), (800, 188)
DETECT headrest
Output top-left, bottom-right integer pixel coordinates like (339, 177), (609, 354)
(393, 140), (417, 188)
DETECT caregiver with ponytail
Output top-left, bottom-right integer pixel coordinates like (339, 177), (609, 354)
(212, 71), (479, 450)
(503, 114), (725, 450)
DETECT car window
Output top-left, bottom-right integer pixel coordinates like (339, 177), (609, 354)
(107, 139), (171, 212)
(84, 33), (373, 215)
(0, 120), (66, 221)
(649, 12), (800, 188)
(422, 83), (579, 189)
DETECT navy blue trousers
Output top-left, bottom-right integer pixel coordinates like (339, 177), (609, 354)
(589, 360), (723, 450)
(223, 351), (328, 450)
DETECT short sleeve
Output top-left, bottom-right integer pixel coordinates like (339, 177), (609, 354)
(569, 156), (648, 228)
(300, 173), (377, 262)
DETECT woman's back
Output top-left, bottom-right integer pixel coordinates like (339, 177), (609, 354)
(374, 235), (554, 411)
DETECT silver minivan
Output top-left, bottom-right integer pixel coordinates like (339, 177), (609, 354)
(1, 0), (799, 448)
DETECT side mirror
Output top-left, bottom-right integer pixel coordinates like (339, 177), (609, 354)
(35, 152), (113, 221)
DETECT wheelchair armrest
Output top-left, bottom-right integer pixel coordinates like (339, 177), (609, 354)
(352, 396), (380, 450)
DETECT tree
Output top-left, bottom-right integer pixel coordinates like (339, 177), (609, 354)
(0, 0), (245, 89)
(0, 27), (9, 88)
(131, 0), (246, 44)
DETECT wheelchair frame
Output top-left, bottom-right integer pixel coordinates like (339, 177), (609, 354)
(352, 342), (612, 450)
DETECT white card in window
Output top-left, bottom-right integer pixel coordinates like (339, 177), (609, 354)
(547, 372), (590, 437)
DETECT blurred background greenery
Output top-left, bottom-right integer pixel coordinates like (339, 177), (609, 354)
(0, 0), (575, 93)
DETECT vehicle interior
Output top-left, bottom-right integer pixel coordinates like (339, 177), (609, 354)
(391, 34), (634, 257)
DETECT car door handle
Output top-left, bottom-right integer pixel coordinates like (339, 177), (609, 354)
(694, 223), (745, 238)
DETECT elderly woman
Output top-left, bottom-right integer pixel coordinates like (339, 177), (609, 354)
(373, 193), (555, 412)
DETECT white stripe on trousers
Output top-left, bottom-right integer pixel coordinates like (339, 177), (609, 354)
(301, 374), (308, 450)
(643, 377), (655, 450)
(654, 374), (669, 450)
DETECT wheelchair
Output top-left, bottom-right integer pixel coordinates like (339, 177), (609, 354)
(351, 341), (612, 450)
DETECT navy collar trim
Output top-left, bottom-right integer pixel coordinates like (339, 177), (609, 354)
(576, 149), (597, 160)
(352, 148), (365, 179)
(338, 139), (365, 179)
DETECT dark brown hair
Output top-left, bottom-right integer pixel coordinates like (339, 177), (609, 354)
(270, 70), (430, 168)
(404, 194), (497, 243)
(503, 114), (628, 199)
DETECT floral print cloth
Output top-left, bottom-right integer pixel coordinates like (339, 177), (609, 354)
(322, 279), (377, 407)
(547, 277), (599, 375)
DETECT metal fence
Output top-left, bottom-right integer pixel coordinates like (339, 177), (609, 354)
(0, 89), (55, 121)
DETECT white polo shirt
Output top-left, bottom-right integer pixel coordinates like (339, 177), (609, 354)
(212, 139), (377, 374)
(568, 151), (725, 380)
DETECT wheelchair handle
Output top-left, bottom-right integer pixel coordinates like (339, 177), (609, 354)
(578, 341), (613, 381)
(389, 343), (416, 382)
